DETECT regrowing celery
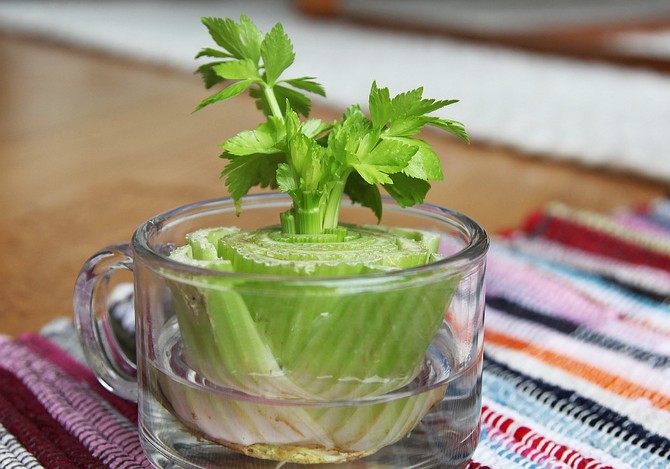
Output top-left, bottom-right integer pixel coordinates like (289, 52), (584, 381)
(195, 15), (467, 230)
(163, 14), (470, 464)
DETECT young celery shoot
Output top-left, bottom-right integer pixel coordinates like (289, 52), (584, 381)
(195, 15), (468, 235)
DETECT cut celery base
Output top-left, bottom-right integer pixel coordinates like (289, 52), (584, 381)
(158, 367), (446, 464)
(164, 224), (458, 463)
(224, 441), (375, 464)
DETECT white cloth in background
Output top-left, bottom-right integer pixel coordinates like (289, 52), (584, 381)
(1, 0), (669, 181)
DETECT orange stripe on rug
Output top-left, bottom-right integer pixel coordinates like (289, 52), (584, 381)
(485, 328), (670, 411)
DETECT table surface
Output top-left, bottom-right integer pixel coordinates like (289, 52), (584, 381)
(1, 33), (667, 337)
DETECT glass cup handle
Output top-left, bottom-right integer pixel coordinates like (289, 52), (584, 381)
(74, 243), (138, 401)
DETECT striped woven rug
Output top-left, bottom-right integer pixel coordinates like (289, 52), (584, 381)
(2, 199), (670, 468)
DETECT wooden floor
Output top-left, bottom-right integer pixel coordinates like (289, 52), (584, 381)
(1, 34), (667, 337)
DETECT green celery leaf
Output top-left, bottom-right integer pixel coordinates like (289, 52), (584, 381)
(261, 23), (295, 85)
(344, 172), (382, 222)
(220, 156), (258, 201)
(274, 84), (312, 117)
(372, 83), (462, 139)
(388, 86), (424, 116)
(353, 131), (377, 158)
(365, 138), (416, 171)
(384, 136), (443, 180)
(405, 144), (443, 180)
(202, 18), (261, 62)
(369, 81), (392, 129)
(212, 59), (260, 81)
(420, 97), (460, 113)
(195, 80), (251, 111)
(342, 103), (366, 121)
(386, 115), (425, 137)
(195, 48), (233, 59)
(423, 116), (470, 143)
(328, 105), (371, 160)
(201, 17), (241, 56)
(201, 16), (263, 63)
(220, 153), (283, 201)
(237, 14), (264, 63)
(383, 173), (431, 207)
(288, 133), (326, 192)
(390, 87), (458, 117)
(195, 62), (227, 89)
(276, 162), (299, 196)
(283, 77), (326, 97)
(257, 154), (283, 190)
(300, 119), (331, 139)
(353, 165), (393, 185)
(283, 105), (302, 140)
(222, 118), (285, 156)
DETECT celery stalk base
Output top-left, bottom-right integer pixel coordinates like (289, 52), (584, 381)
(153, 321), (449, 464)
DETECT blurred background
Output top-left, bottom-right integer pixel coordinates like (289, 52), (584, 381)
(1, 0), (670, 335)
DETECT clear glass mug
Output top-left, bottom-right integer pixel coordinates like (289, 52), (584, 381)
(74, 193), (488, 468)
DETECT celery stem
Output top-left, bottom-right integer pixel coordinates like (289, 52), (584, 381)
(296, 207), (322, 234)
(281, 210), (296, 234)
(295, 192), (322, 234)
(263, 84), (284, 120)
(322, 177), (348, 231)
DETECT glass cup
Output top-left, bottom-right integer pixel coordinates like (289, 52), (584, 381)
(74, 193), (488, 468)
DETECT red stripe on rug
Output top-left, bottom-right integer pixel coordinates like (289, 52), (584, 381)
(0, 366), (105, 469)
(523, 213), (670, 271)
(481, 405), (613, 469)
(19, 334), (138, 424)
(465, 462), (492, 469)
